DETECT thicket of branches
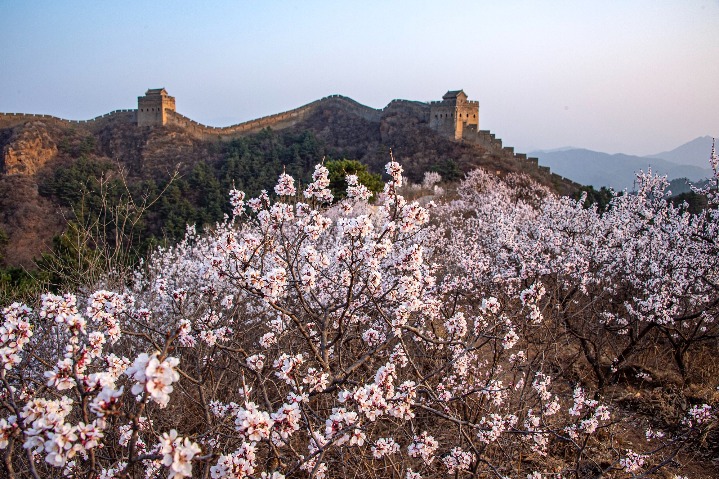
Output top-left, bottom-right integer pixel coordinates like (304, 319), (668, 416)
(1, 146), (718, 478)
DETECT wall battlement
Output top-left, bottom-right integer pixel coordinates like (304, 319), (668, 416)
(0, 110), (137, 130)
(429, 100), (479, 106)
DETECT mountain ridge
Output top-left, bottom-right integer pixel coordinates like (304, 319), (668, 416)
(645, 135), (716, 168)
(0, 93), (580, 268)
(531, 137), (715, 190)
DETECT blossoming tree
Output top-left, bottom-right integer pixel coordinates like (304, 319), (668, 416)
(1, 152), (717, 478)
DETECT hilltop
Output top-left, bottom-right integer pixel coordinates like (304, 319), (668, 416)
(0, 89), (579, 269)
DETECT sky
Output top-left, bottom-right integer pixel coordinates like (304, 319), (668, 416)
(1, 0), (718, 156)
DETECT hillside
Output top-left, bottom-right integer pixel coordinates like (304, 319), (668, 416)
(0, 94), (579, 270)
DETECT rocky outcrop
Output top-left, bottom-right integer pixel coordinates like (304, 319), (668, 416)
(2, 122), (58, 175)
(0, 175), (65, 268)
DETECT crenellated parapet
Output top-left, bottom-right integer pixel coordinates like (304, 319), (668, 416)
(0, 113), (70, 129)
(0, 110), (137, 130)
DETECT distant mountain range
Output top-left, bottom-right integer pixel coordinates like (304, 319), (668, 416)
(531, 136), (716, 190)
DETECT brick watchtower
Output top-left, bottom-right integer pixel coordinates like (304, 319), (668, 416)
(137, 88), (176, 126)
(429, 90), (479, 140)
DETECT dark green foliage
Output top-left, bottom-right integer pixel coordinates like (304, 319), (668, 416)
(38, 156), (118, 208)
(671, 192), (709, 214)
(36, 158), (159, 291)
(57, 130), (97, 158)
(34, 129), (318, 252)
(155, 179), (201, 241)
(573, 185), (613, 212)
(34, 221), (102, 290)
(667, 178), (712, 214)
(325, 159), (383, 201)
(144, 162), (227, 242)
(667, 178), (694, 196)
(79, 136), (96, 155)
(0, 227), (47, 304)
(0, 266), (48, 306)
(218, 129), (324, 201)
(430, 159), (464, 182)
(189, 162), (224, 222)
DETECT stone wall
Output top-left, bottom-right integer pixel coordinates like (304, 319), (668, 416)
(429, 104), (458, 137)
(164, 95), (385, 141)
(0, 110), (137, 130)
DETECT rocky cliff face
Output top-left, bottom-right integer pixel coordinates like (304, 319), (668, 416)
(2, 122), (59, 176)
(0, 175), (65, 267)
(0, 121), (80, 266)
(94, 122), (216, 179)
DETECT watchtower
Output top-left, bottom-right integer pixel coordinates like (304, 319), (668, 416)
(137, 88), (176, 126)
(429, 90), (479, 140)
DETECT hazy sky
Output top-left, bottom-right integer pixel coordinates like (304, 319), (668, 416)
(1, 1), (717, 156)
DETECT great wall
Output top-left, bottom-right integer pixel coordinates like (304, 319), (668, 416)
(163, 94), (386, 140)
(0, 89), (579, 188)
